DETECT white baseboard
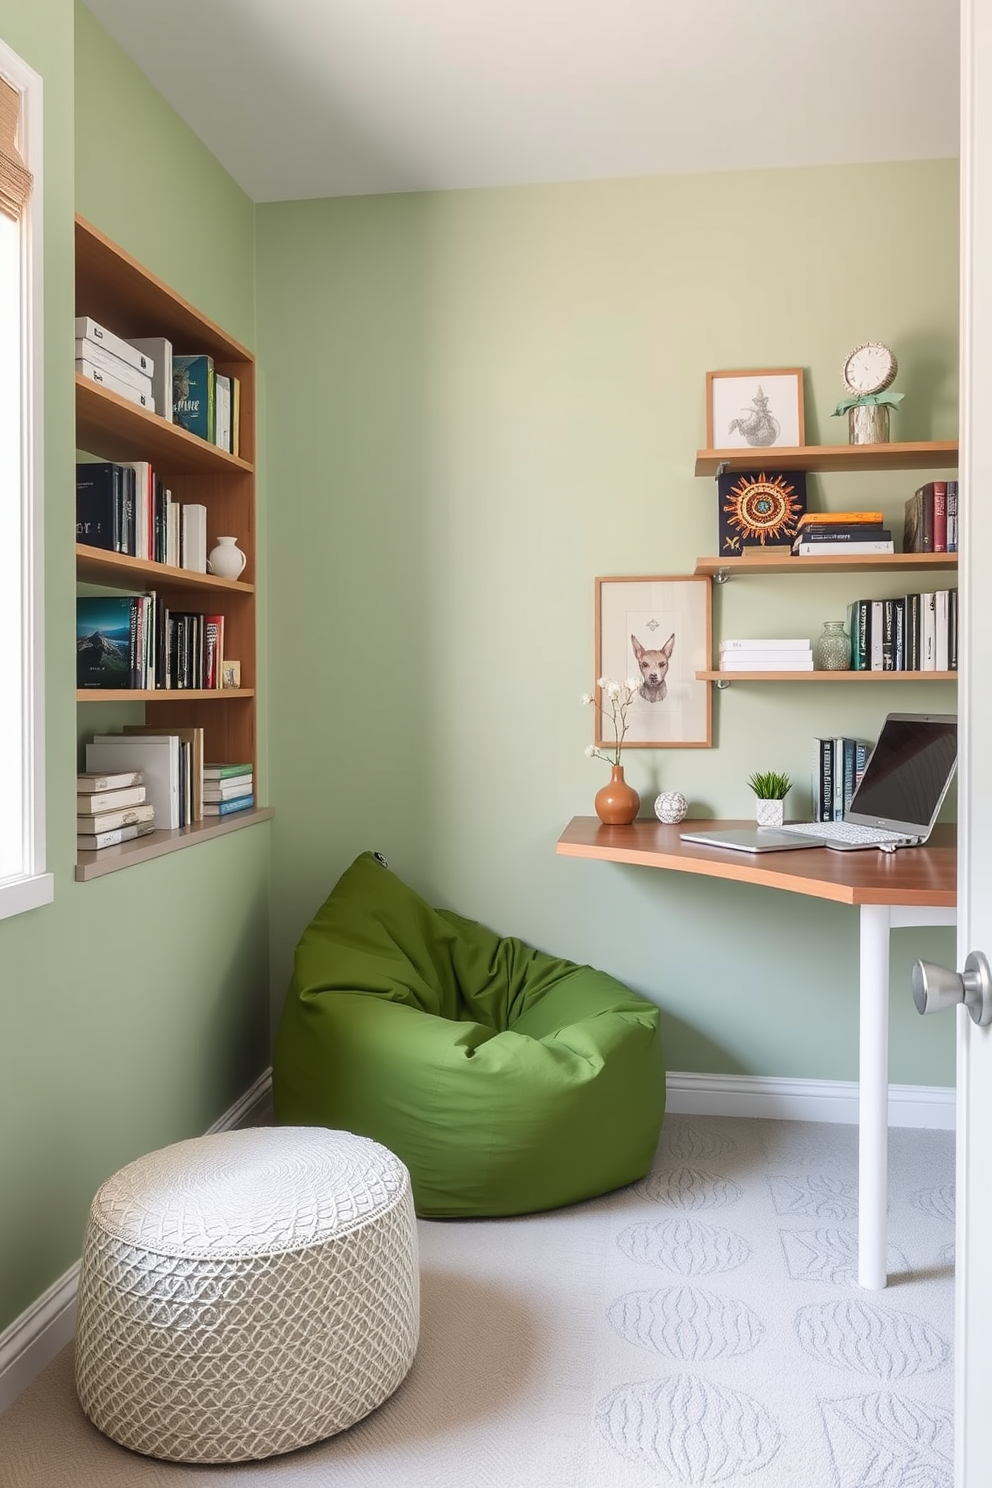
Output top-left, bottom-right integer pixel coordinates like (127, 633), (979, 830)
(0, 1067), (274, 1417)
(666, 1070), (956, 1130)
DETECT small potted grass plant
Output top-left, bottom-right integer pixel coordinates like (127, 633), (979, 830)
(748, 769), (792, 828)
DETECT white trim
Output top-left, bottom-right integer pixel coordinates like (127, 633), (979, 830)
(0, 1068), (273, 1416)
(666, 1070), (956, 1130)
(0, 37), (47, 924)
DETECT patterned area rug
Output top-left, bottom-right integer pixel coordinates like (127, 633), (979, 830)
(0, 1115), (955, 1487)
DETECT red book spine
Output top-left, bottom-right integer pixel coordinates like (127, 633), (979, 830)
(931, 481), (948, 552)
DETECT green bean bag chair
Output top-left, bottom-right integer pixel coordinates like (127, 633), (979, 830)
(272, 851), (665, 1218)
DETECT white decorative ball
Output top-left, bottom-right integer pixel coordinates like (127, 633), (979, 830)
(654, 791), (689, 825)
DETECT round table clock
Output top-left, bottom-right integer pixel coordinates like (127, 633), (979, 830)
(839, 342), (900, 444)
(842, 341), (898, 398)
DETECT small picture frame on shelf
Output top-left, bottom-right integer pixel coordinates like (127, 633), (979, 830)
(595, 576), (712, 748)
(706, 368), (805, 451)
(717, 468), (808, 553)
(221, 660), (241, 690)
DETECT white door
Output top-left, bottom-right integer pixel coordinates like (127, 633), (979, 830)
(955, 4), (991, 1481)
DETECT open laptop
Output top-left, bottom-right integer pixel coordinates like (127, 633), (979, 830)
(680, 713), (957, 855)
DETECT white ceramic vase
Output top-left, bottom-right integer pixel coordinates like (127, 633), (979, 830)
(755, 797), (785, 827)
(207, 536), (247, 580)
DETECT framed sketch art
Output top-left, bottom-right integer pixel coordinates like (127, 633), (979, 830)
(595, 576), (712, 749)
(706, 368), (805, 451)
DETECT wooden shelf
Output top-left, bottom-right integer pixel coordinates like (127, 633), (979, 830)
(74, 808), (274, 881)
(698, 670), (956, 683)
(77, 688), (253, 702)
(76, 544), (255, 593)
(76, 375), (254, 474)
(695, 551), (958, 578)
(694, 440), (958, 477)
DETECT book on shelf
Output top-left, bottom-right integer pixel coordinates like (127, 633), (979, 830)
(76, 356), (155, 412)
(75, 783), (147, 814)
(904, 481), (948, 553)
(949, 589), (959, 669)
(77, 595), (137, 689)
(946, 480), (958, 553)
(921, 591), (937, 670)
(74, 316), (153, 376)
(77, 769), (143, 793)
(77, 821), (157, 853)
(122, 724), (204, 822)
(203, 780), (253, 802)
(215, 373), (232, 453)
(122, 461), (154, 563)
(204, 614), (225, 689)
(181, 503), (208, 572)
(75, 802), (156, 834)
(204, 761), (253, 779)
(126, 336), (173, 422)
(74, 338), (155, 397)
(797, 510), (884, 526)
(86, 736), (182, 830)
(172, 354), (215, 442)
(202, 794), (255, 817)
(794, 538), (895, 556)
(230, 374), (241, 457)
(718, 655), (813, 671)
(76, 462), (128, 554)
(719, 637), (811, 650)
(792, 524), (890, 544)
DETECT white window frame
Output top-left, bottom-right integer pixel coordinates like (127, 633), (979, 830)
(0, 40), (51, 922)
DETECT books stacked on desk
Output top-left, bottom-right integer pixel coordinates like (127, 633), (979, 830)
(811, 737), (870, 822)
(74, 317), (156, 413)
(203, 763), (254, 816)
(77, 770), (155, 852)
(718, 638), (814, 672)
(792, 511), (894, 556)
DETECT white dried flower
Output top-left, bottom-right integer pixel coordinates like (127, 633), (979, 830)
(580, 692), (593, 705)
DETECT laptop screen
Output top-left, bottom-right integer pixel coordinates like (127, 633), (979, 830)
(848, 714), (957, 830)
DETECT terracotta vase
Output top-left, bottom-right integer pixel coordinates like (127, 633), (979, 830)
(595, 765), (640, 825)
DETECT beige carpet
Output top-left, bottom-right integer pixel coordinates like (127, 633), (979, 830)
(0, 1115), (954, 1487)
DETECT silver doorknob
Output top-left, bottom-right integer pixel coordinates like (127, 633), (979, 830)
(912, 951), (992, 1026)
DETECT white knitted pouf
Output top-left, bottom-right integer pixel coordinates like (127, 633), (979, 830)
(74, 1126), (419, 1463)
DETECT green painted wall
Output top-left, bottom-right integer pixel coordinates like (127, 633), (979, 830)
(0, 2), (270, 1335)
(257, 162), (958, 1086)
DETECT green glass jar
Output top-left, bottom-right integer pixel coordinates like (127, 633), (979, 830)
(816, 620), (852, 671)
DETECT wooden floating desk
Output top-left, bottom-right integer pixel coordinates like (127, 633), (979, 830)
(557, 818), (957, 1289)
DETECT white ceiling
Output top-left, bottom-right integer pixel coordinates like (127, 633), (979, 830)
(82, 0), (960, 203)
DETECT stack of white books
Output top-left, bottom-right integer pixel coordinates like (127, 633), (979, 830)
(76, 770), (155, 851)
(74, 317), (156, 412)
(719, 638), (814, 671)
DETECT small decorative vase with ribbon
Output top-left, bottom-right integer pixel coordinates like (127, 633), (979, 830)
(595, 766), (640, 825)
(832, 391), (904, 447)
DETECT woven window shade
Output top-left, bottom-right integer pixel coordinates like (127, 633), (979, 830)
(0, 76), (31, 222)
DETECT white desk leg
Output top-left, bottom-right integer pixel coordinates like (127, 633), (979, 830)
(858, 904), (892, 1289)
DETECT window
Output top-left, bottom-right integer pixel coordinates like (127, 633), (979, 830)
(0, 42), (50, 920)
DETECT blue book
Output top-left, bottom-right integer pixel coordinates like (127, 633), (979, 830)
(172, 354), (215, 442)
(202, 794), (255, 816)
(76, 462), (125, 553)
(77, 596), (136, 689)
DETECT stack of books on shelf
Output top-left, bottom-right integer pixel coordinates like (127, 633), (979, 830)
(792, 512), (894, 556)
(172, 354), (240, 456)
(718, 638), (814, 672)
(76, 770), (155, 852)
(74, 317), (157, 413)
(203, 763), (254, 816)
(77, 596), (226, 691)
(904, 480), (958, 553)
(811, 737), (870, 823)
(86, 728), (204, 830)
(848, 591), (958, 672)
(76, 461), (207, 570)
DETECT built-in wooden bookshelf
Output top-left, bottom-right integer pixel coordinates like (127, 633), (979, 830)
(74, 215), (271, 880)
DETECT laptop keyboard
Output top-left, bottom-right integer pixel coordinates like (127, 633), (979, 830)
(777, 821), (908, 846)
